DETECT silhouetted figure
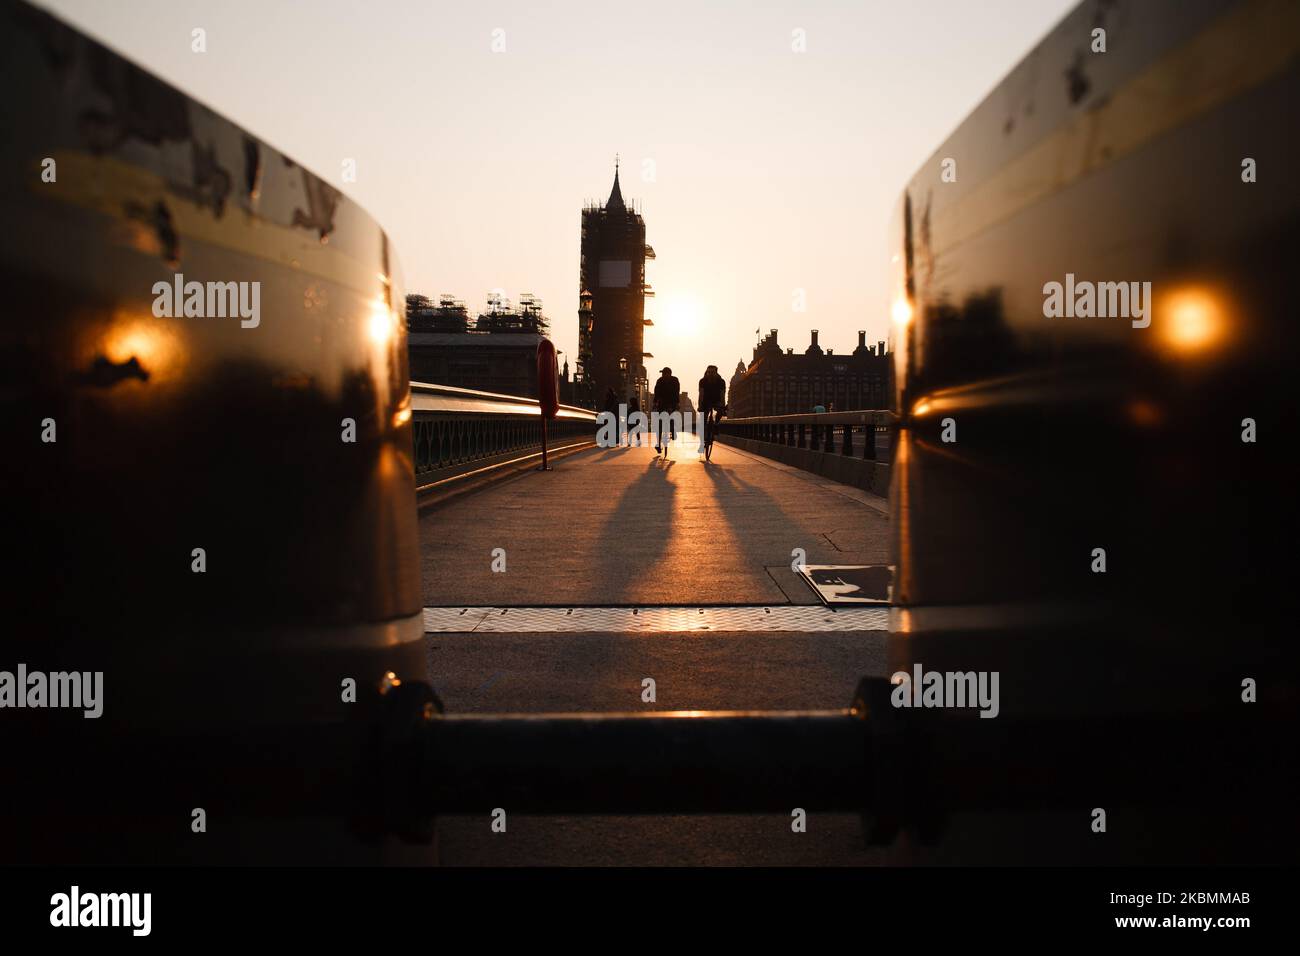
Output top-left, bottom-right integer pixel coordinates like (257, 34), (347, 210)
(627, 391), (641, 446)
(601, 387), (622, 448)
(652, 367), (680, 455)
(697, 364), (727, 418)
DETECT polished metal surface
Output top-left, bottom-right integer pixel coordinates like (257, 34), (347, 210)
(888, 0), (1300, 615)
(0, 0), (426, 863)
(879, 0), (1300, 861)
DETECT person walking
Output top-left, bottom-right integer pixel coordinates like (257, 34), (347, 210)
(652, 367), (680, 456)
(602, 387), (620, 448)
(626, 390), (642, 446)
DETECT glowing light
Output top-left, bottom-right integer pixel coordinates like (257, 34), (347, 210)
(658, 295), (702, 340)
(1157, 286), (1226, 355)
(392, 407), (412, 427)
(104, 324), (163, 366)
(1127, 399), (1163, 427)
(911, 398), (931, 417)
(368, 296), (394, 345)
(98, 312), (184, 380)
(891, 294), (913, 327)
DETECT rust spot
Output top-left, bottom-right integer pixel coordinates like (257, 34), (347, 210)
(243, 136), (262, 199)
(124, 198), (180, 267)
(1065, 51), (1090, 105)
(291, 171), (342, 243)
(76, 42), (191, 153)
(189, 140), (231, 217)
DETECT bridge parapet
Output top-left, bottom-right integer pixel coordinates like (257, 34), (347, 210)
(411, 382), (597, 492)
(716, 410), (897, 495)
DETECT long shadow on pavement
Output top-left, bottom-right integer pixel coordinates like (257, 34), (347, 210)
(592, 457), (678, 603)
(700, 459), (824, 570)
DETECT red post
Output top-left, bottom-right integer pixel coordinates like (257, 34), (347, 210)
(536, 339), (559, 471)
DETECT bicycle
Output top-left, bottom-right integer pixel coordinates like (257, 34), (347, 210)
(701, 405), (725, 462)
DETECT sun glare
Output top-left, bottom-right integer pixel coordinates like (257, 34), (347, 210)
(659, 295), (701, 339)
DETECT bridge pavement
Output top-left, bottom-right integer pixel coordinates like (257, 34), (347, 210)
(417, 435), (892, 865)
(419, 435), (890, 607)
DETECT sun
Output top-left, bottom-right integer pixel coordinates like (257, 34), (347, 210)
(658, 295), (701, 339)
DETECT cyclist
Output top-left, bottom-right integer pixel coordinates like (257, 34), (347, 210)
(697, 364), (728, 461)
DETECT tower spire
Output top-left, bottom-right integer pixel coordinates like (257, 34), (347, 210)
(606, 155), (626, 213)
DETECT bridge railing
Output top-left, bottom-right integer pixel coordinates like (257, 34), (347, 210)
(714, 409), (898, 495)
(717, 409), (898, 459)
(410, 382), (598, 492)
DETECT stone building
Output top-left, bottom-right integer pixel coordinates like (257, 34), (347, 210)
(407, 293), (549, 398)
(728, 329), (891, 417)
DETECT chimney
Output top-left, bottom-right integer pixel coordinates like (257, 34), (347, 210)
(811, 330), (819, 348)
(858, 331), (866, 348)
(827, 349), (834, 355)
(787, 348), (793, 355)
(878, 340), (885, 355)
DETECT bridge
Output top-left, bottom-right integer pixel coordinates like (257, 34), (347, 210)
(3, 0), (1296, 870)
(408, 386), (895, 863)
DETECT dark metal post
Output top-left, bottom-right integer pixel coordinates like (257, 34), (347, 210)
(422, 709), (870, 814)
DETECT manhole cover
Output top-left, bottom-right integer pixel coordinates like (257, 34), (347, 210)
(799, 565), (893, 605)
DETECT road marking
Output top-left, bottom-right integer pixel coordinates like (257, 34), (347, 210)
(423, 605), (889, 633)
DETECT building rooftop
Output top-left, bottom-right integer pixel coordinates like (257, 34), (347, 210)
(408, 331), (545, 347)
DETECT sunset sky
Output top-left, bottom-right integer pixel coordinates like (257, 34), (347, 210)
(41, 0), (1074, 381)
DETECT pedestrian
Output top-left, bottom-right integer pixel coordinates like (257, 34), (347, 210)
(602, 387), (620, 447)
(652, 367), (680, 455)
(626, 391), (642, 446)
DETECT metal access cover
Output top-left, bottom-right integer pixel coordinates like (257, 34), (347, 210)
(798, 565), (894, 605)
(423, 605), (888, 633)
